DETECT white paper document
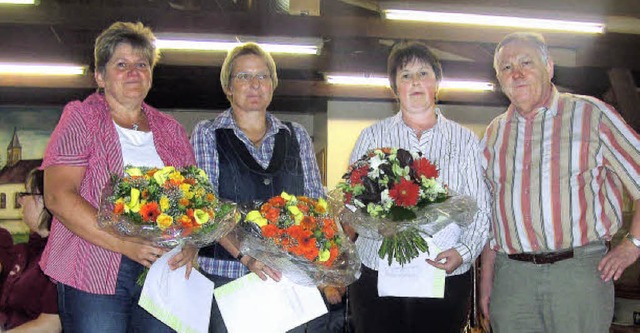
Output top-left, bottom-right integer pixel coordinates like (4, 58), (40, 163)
(377, 239), (446, 298)
(214, 273), (328, 333)
(139, 246), (215, 333)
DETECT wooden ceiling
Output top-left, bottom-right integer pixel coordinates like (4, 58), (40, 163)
(1, 0), (640, 118)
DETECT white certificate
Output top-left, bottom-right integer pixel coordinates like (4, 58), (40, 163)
(139, 246), (215, 333)
(214, 273), (328, 333)
(377, 239), (446, 298)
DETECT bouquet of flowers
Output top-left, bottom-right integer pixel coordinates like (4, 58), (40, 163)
(334, 147), (477, 266)
(98, 165), (239, 248)
(233, 192), (361, 286)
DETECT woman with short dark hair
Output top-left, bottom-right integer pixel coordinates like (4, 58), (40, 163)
(347, 41), (491, 332)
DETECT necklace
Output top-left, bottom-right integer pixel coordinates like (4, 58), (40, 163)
(132, 122), (139, 131)
(250, 128), (268, 145)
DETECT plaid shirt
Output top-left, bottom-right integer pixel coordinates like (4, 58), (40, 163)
(191, 108), (324, 278)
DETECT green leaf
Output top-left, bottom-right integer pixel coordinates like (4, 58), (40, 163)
(389, 206), (417, 221)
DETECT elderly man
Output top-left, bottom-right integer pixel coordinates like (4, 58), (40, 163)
(479, 32), (640, 332)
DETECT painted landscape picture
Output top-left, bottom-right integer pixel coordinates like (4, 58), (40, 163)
(0, 106), (62, 242)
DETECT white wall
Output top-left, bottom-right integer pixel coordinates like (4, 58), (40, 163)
(326, 100), (396, 188)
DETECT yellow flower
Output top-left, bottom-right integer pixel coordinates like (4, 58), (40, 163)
(198, 169), (209, 180)
(316, 198), (328, 211)
(280, 191), (294, 202)
(156, 213), (173, 230)
(179, 183), (194, 199)
(159, 196), (170, 212)
(193, 209), (209, 225)
(169, 171), (185, 183)
(125, 167), (143, 177)
(318, 249), (330, 262)
(153, 166), (175, 185)
(246, 210), (268, 227)
(125, 188), (141, 213)
(287, 205), (303, 224)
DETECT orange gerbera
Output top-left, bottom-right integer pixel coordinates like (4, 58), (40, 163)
(268, 196), (286, 207)
(262, 224), (280, 238)
(139, 202), (161, 223)
(322, 219), (336, 239)
(178, 215), (193, 228)
(113, 202), (124, 215)
(297, 202), (310, 214)
(300, 216), (316, 229)
(179, 198), (190, 208)
(264, 207), (280, 222)
(323, 245), (340, 267)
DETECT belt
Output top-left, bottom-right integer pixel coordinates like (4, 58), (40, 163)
(507, 250), (574, 264)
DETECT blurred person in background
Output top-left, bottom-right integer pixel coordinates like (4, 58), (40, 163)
(0, 169), (61, 332)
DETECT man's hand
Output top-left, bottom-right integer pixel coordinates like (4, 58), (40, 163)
(426, 248), (463, 274)
(598, 240), (640, 282)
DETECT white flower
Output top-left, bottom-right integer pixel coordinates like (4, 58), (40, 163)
(367, 155), (387, 178)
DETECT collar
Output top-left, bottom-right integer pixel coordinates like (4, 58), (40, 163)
(217, 108), (292, 136)
(390, 107), (444, 134)
(505, 85), (559, 123)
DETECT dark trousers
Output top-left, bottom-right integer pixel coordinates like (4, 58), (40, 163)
(349, 265), (471, 333)
(57, 256), (174, 333)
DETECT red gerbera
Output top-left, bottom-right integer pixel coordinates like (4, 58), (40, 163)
(349, 165), (369, 185)
(389, 178), (420, 207)
(412, 157), (439, 179)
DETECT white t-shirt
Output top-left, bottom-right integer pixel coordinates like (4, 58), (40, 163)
(114, 122), (164, 168)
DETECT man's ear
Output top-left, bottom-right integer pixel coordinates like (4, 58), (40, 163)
(546, 58), (555, 80)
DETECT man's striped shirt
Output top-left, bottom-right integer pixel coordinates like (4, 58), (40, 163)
(481, 87), (640, 254)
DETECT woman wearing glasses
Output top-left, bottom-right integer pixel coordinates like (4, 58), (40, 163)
(190, 42), (326, 332)
(0, 169), (61, 332)
(346, 41), (491, 333)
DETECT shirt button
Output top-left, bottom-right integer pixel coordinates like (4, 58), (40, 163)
(263, 178), (271, 185)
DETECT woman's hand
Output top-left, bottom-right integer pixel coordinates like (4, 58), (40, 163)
(240, 255), (282, 282)
(322, 285), (346, 304)
(121, 240), (167, 268)
(168, 245), (198, 279)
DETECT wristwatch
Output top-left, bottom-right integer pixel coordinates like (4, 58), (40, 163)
(235, 251), (246, 260)
(626, 233), (640, 248)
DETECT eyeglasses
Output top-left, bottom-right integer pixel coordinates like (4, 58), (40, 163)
(232, 72), (271, 83)
(17, 192), (40, 198)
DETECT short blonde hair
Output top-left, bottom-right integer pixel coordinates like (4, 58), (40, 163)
(94, 21), (160, 75)
(219, 42), (278, 102)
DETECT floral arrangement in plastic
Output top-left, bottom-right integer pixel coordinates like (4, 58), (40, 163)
(233, 192), (361, 286)
(98, 165), (238, 249)
(334, 147), (477, 265)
